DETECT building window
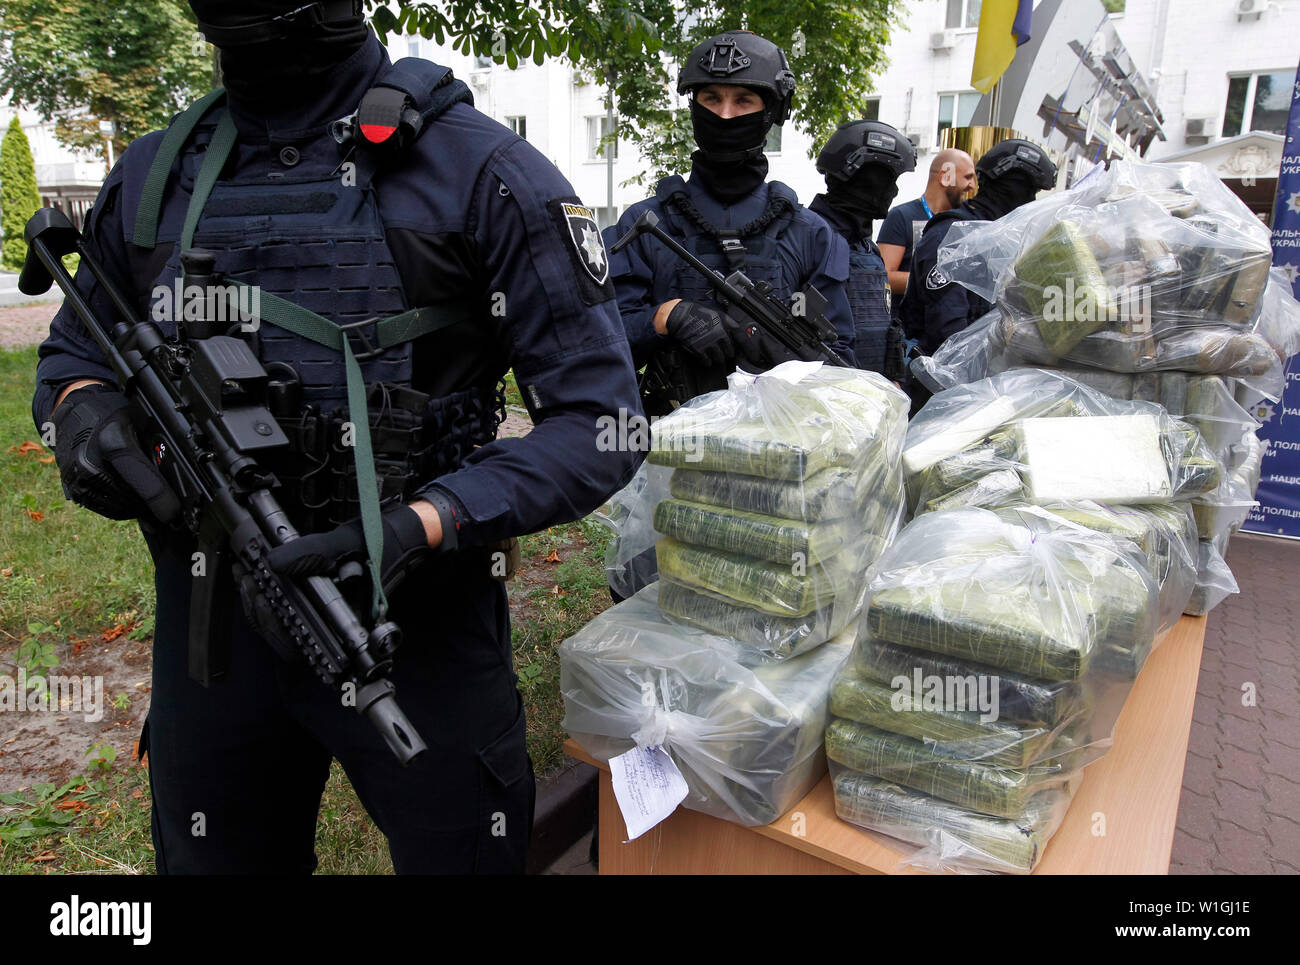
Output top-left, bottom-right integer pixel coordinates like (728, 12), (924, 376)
(764, 125), (782, 154)
(407, 39), (421, 58)
(473, 53), (493, 70)
(862, 98), (880, 121)
(937, 91), (981, 141)
(1222, 70), (1294, 137)
(945, 0), (982, 29)
(506, 116), (527, 140)
(586, 115), (618, 160)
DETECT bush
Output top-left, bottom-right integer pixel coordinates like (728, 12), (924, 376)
(1, 116), (43, 272)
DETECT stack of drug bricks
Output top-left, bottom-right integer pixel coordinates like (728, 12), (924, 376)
(823, 368), (1219, 872)
(921, 159), (1300, 615)
(560, 365), (910, 826)
(650, 367), (908, 660)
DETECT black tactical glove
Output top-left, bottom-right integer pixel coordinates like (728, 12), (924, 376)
(726, 320), (798, 371)
(665, 300), (737, 368)
(51, 384), (180, 524)
(265, 502), (430, 597)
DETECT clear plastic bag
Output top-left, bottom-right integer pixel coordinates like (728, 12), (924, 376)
(559, 583), (855, 826)
(1185, 540), (1239, 616)
(602, 362), (908, 657)
(1038, 500), (1197, 633)
(830, 766), (1079, 874)
(825, 505), (1163, 872)
(924, 161), (1300, 400)
(904, 370), (1223, 515)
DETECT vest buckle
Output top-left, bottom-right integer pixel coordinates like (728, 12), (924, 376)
(338, 316), (386, 362)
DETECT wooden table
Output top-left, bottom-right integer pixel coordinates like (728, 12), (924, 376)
(565, 614), (1208, 875)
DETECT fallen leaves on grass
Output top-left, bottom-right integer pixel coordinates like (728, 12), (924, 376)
(23, 509), (44, 522)
(543, 549), (562, 563)
(99, 618), (141, 644)
(9, 441), (46, 457)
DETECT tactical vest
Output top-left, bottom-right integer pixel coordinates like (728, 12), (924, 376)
(130, 62), (504, 618)
(640, 176), (798, 415)
(656, 175), (798, 306)
(847, 239), (892, 374)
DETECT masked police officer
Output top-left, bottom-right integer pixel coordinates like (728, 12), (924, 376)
(604, 31), (855, 417)
(809, 119), (916, 377)
(899, 137), (1057, 358)
(33, 0), (644, 874)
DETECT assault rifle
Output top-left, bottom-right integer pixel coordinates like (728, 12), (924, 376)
(21, 208), (426, 764)
(610, 210), (848, 368)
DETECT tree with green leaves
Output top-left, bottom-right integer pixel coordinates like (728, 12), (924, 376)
(373, 0), (903, 185)
(0, 0), (211, 163)
(1, 115), (42, 272)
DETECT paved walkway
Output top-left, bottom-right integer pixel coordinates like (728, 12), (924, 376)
(1171, 531), (1300, 875)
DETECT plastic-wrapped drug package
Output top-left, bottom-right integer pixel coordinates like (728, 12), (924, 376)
(559, 584), (855, 826)
(903, 370), (1223, 517)
(919, 162), (1300, 403)
(825, 506), (1162, 873)
(601, 362), (909, 660)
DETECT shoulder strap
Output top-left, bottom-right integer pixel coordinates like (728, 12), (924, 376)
(379, 58), (474, 125)
(133, 88), (227, 249)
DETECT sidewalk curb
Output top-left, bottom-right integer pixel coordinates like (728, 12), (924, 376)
(526, 759), (597, 875)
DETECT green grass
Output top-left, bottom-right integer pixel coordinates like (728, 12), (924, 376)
(0, 768), (155, 874)
(515, 516), (613, 774)
(0, 347), (155, 641)
(0, 346), (613, 872)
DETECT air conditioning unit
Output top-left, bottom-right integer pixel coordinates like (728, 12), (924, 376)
(469, 71), (490, 91)
(1184, 115), (1216, 145)
(930, 30), (956, 51)
(905, 129), (929, 151)
(1236, 0), (1264, 22)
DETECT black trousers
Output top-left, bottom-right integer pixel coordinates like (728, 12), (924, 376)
(139, 529), (534, 874)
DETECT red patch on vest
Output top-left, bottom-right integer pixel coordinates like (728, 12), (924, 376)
(360, 123), (397, 143)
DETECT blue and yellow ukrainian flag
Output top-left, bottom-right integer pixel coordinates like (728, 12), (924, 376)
(971, 0), (1033, 94)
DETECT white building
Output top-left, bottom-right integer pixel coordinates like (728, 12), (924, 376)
(395, 0), (1300, 227)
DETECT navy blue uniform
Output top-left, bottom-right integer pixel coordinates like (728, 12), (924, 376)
(32, 36), (643, 873)
(898, 205), (991, 356)
(603, 174), (854, 413)
(808, 194), (891, 374)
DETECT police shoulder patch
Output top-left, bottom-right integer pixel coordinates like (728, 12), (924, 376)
(925, 264), (950, 290)
(547, 197), (614, 305)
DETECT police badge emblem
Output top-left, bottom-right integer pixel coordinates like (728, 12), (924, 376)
(925, 264), (950, 290)
(559, 201), (609, 285)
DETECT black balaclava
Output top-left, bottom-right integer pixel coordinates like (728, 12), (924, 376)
(965, 170), (1040, 221)
(190, 1), (370, 107)
(824, 163), (899, 242)
(688, 96), (772, 205)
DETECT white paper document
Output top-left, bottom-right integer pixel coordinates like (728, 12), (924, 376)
(608, 745), (689, 841)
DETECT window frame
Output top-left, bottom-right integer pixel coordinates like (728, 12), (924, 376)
(505, 115), (527, 140)
(936, 90), (982, 143)
(1222, 69), (1294, 138)
(585, 114), (619, 162)
(945, 0), (983, 30)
